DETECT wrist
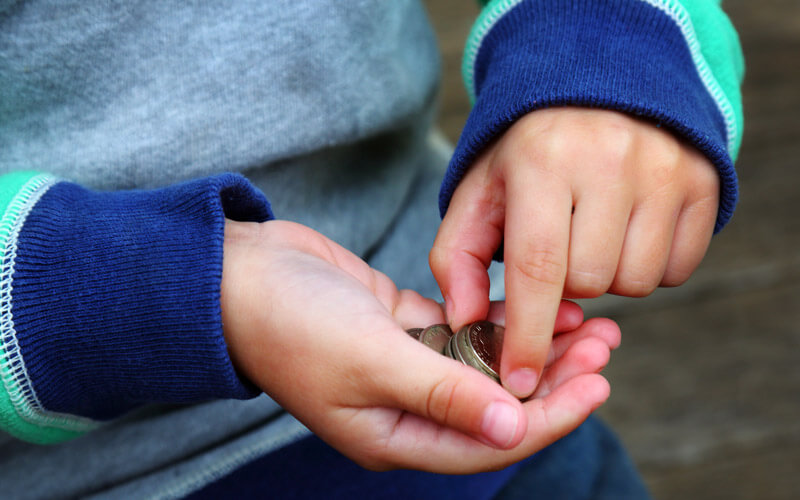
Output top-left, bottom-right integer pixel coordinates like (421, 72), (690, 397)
(220, 219), (261, 378)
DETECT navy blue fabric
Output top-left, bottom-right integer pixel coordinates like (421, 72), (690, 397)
(12, 174), (272, 420)
(187, 431), (521, 500)
(495, 416), (651, 500)
(439, 0), (737, 241)
(187, 416), (650, 500)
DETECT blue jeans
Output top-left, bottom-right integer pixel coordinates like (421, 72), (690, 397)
(495, 416), (651, 500)
(188, 415), (651, 499)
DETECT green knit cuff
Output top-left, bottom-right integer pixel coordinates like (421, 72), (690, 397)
(0, 171), (100, 444)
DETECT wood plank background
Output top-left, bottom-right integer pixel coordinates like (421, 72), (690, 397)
(424, 1), (800, 498)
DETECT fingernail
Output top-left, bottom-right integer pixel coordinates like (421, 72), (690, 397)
(505, 368), (538, 399)
(480, 401), (519, 448)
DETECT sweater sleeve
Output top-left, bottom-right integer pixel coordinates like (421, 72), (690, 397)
(442, 0), (745, 234)
(0, 171), (273, 444)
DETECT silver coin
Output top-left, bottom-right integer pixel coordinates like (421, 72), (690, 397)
(405, 328), (423, 340)
(451, 326), (473, 365)
(443, 333), (454, 358)
(419, 324), (453, 354)
(448, 331), (468, 365)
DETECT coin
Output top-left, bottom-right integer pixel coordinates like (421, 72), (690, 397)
(452, 326), (479, 368)
(448, 332), (467, 364)
(465, 321), (503, 379)
(409, 321), (505, 385)
(405, 328), (423, 340)
(419, 324), (453, 354)
(451, 325), (495, 382)
(443, 335), (454, 358)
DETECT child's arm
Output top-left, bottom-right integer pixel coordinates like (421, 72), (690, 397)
(431, 0), (745, 398)
(0, 171), (619, 473)
(0, 172), (270, 443)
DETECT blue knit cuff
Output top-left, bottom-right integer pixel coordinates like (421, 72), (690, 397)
(440, 0), (738, 237)
(10, 174), (272, 421)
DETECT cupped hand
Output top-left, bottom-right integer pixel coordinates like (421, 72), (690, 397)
(221, 219), (619, 473)
(430, 108), (720, 398)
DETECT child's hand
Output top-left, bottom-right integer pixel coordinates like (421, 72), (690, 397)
(221, 219), (619, 473)
(431, 108), (720, 399)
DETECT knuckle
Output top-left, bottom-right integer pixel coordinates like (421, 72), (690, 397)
(538, 129), (573, 161)
(428, 244), (451, 272)
(513, 247), (565, 289)
(515, 124), (571, 167)
(596, 125), (635, 166)
(693, 163), (721, 198)
(425, 376), (460, 425)
(566, 268), (612, 298)
(685, 194), (720, 225)
(661, 268), (691, 287)
(613, 271), (660, 297)
(662, 258), (699, 287)
(655, 137), (683, 168)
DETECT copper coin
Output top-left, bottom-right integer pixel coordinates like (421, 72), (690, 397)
(466, 321), (503, 378)
(453, 324), (499, 382)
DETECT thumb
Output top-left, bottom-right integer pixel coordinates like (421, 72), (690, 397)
(370, 337), (527, 450)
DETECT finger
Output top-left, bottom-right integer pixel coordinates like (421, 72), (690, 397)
(545, 317), (621, 367)
(610, 196), (681, 297)
(430, 155), (503, 329)
(661, 199), (716, 287)
(553, 300), (584, 332)
(662, 159), (719, 287)
(565, 185), (632, 298)
(369, 373), (610, 473)
(501, 167), (572, 398)
(487, 299), (584, 333)
(392, 289), (448, 331)
(535, 337), (611, 398)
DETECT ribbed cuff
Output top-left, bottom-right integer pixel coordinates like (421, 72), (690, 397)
(440, 0), (738, 237)
(11, 174), (272, 420)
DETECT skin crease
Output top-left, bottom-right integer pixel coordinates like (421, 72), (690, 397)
(221, 218), (619, 473)
(430, 107), (720, 399)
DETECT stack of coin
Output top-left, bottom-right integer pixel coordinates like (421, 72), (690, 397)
(446, 321), (503, 383)
(408, 321), (504, 384)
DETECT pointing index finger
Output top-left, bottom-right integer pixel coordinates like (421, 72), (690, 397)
(501, 167), (572, 398)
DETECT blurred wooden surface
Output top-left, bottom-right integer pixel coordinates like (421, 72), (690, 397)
(425, 1), (800, 498)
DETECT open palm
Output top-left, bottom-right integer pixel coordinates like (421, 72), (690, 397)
(221, 220), (619, 473)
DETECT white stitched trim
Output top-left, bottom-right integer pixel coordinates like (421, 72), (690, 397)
(638, 0), (737, 157)
(463, 0), (525, 104)
(0, 175), (100, 432)
(463, 0), (737, 156)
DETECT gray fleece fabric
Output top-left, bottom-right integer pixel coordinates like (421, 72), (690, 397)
(0, 1), (446, 498)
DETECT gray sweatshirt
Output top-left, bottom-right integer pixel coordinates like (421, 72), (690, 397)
(0, 1), (444, 498)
